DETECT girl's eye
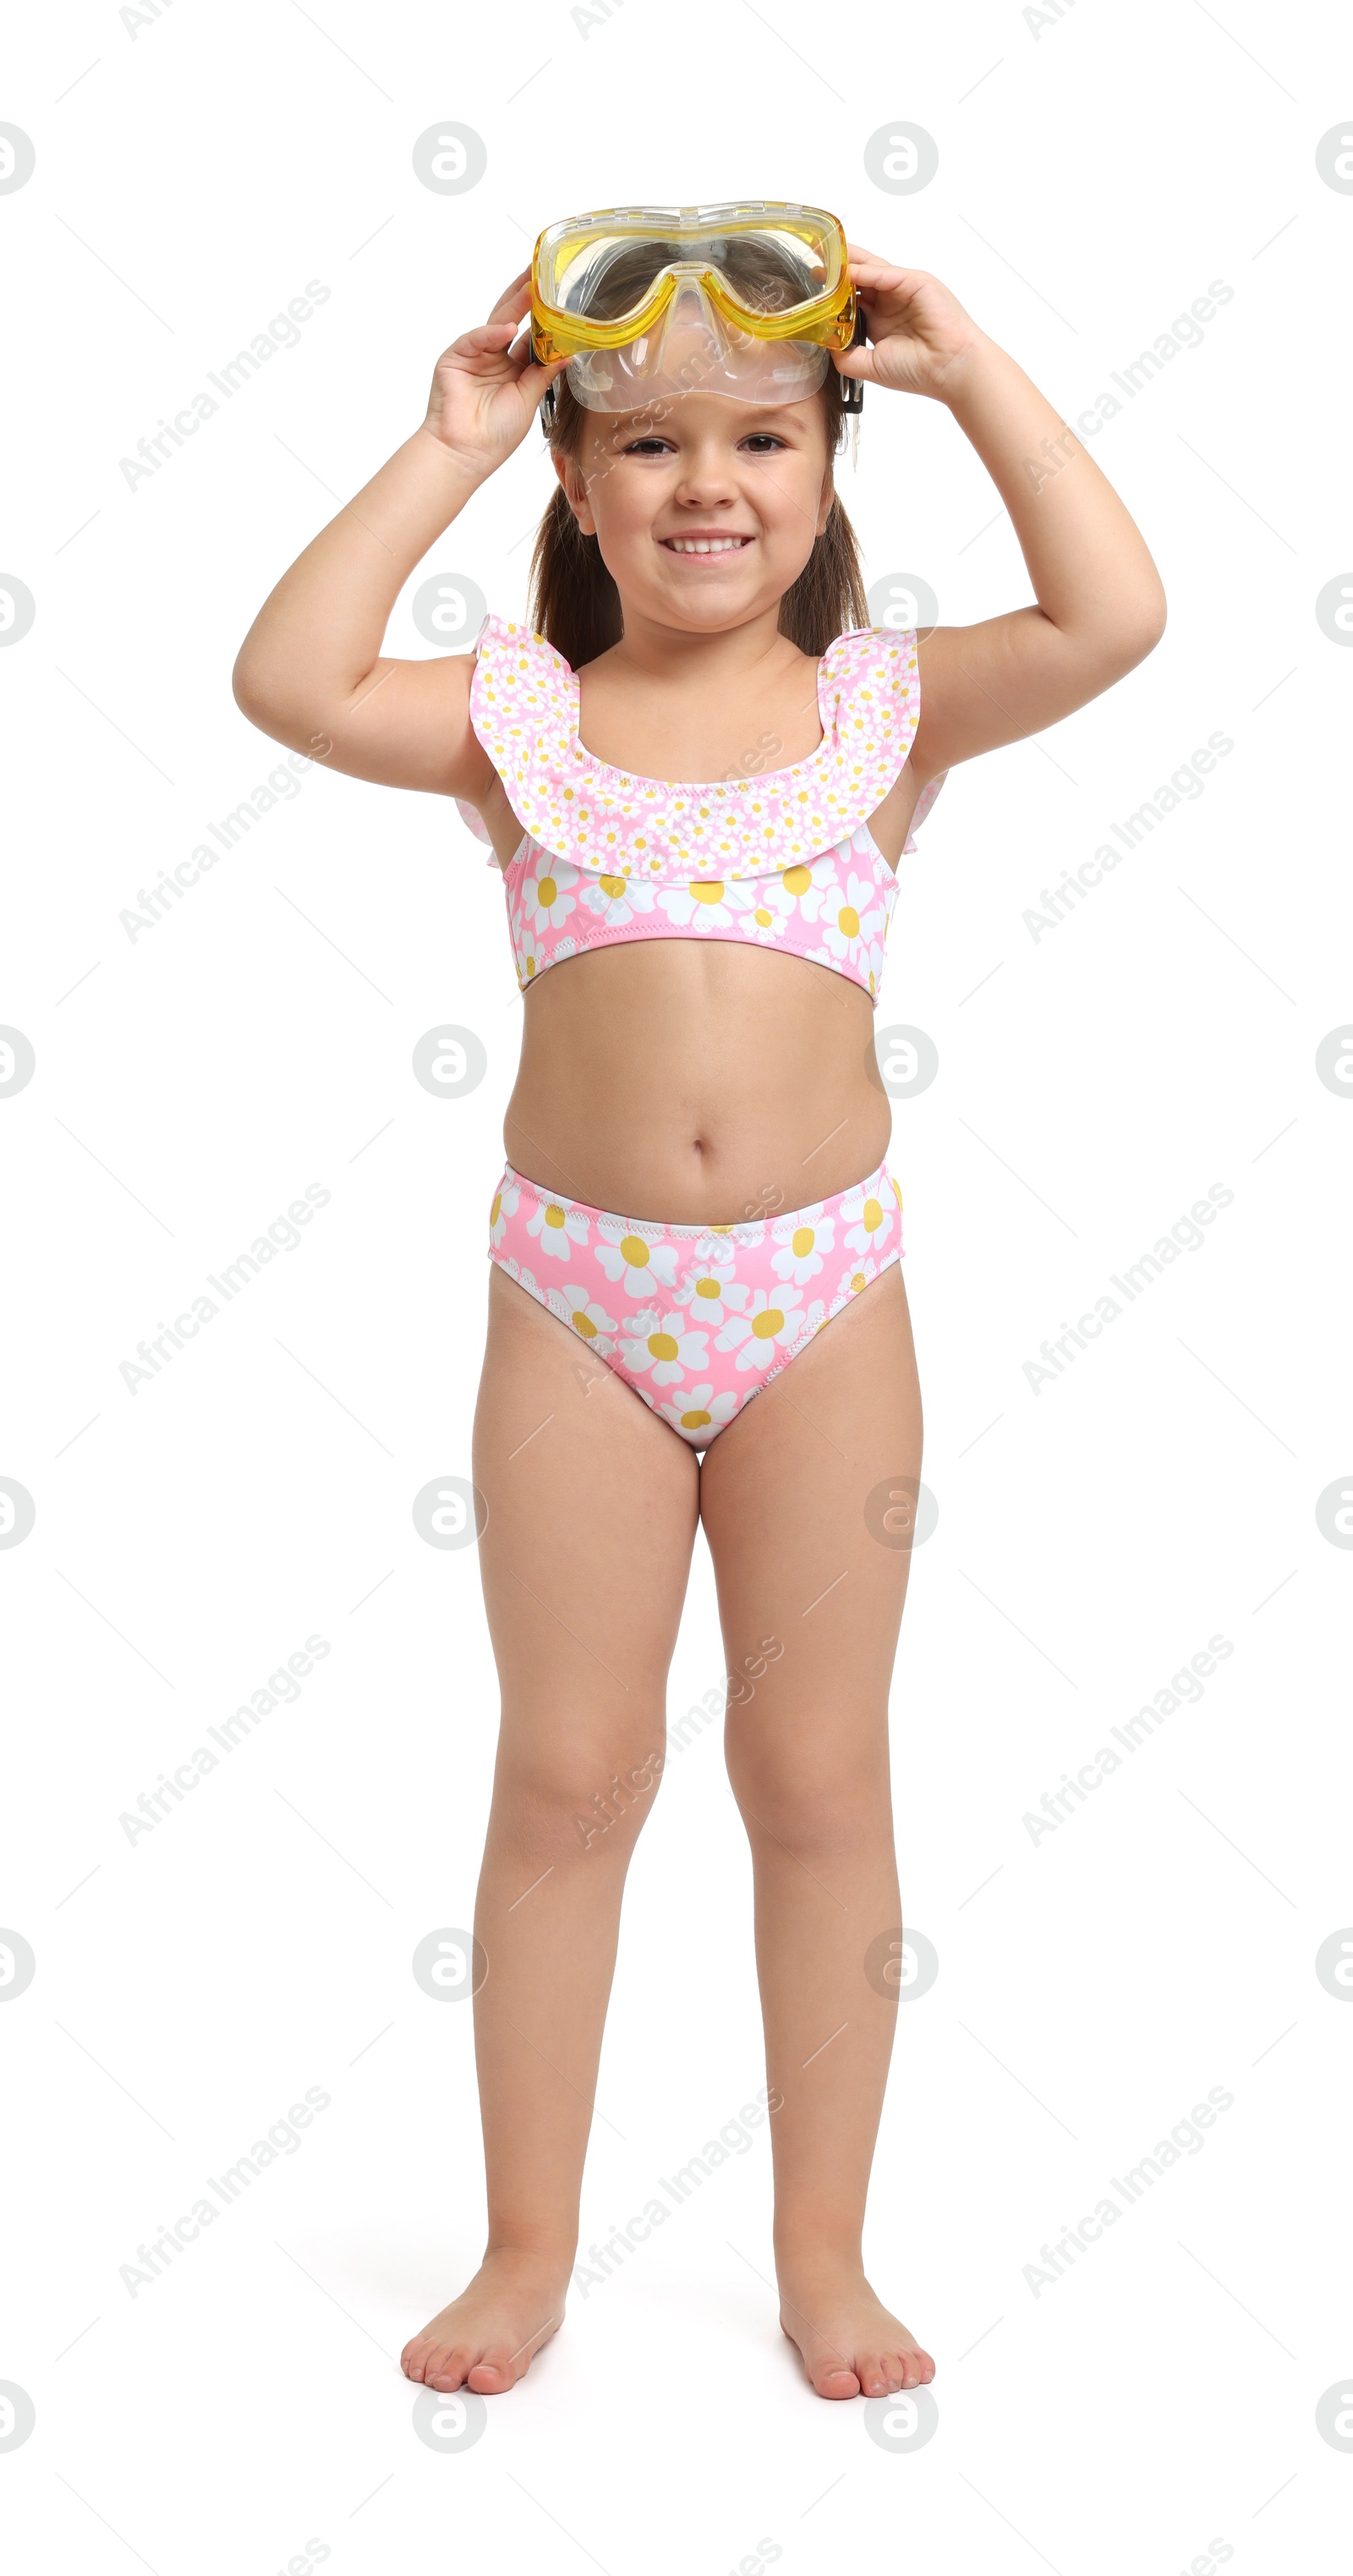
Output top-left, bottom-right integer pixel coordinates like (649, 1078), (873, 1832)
(620, 434), (786, 458)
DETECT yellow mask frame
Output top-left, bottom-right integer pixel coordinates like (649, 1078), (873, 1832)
(529, 200), (857, 364)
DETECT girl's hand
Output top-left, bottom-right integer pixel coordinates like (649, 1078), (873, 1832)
(835, 250), (988, 403)
(423, 266), (569, 473)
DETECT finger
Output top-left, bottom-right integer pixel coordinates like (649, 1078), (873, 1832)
(846, 241), (923, 271)
(504, 318), (565, 369)
(846, 249), (904, 278)
(849, 270), (911, 304)
(506, 334), (571, 394)
(485, 269), (534, 324)
(436, 321), (531, 375)
(832, 346), (886, 386)
(846, 247), (925, 289)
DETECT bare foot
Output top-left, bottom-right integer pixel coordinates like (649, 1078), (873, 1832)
(401, 2248), (571, 2396)
(776, 2258), (936, 2400)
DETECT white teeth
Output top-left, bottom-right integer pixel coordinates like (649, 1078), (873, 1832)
(666, 536), (749, 553)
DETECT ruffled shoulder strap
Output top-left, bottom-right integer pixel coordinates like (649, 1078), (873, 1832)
(834, 622), (946, 852)
(466, 613), (573, 786)
(824, 626), (947, 853)
(463, 614), (926, 880)
(817, 623), (919, 759)
(456, 612), (561, 862)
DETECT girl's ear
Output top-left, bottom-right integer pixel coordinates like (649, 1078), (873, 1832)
(554, 448), (597, 537)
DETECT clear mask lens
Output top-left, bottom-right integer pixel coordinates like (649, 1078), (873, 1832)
(564, 273), (829, 412)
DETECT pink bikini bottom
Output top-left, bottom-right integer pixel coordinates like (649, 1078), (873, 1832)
(488, 1157), (904, 1447)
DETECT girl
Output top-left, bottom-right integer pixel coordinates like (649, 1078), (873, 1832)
(233, 222), (1165, 2403)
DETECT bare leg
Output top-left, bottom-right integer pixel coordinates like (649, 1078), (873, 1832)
(698, 1263), (936, 2399)
(401, 1268), (699, 2394)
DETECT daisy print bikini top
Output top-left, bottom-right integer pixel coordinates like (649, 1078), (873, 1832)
(455, 612), (946, 1006)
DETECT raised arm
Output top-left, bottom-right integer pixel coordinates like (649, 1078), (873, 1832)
(837, 251), (1168, 786)
(231, 268), (567, 797)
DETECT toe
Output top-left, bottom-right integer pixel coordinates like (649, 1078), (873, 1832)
(426, 2345), (474, 2390)
(466, 2347), (519, 2395)
(813, 2362), (862, 2400)
(856, 2354), (894, 2398)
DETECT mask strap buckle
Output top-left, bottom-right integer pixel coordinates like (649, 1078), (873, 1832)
(838, 302), (868, 414)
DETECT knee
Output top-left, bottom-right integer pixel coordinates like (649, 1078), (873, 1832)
(562, 1745), (667, 1855)
(725, 1729), (889, 1858)
(496, 1725), (669, 1859)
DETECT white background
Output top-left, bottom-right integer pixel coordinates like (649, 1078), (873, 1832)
(3, 2), (1350, 2569)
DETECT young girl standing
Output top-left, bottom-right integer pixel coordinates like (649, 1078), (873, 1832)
(233, 214), (1165, 2403)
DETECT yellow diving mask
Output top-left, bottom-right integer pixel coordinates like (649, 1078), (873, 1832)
(530, 200), (866, 427)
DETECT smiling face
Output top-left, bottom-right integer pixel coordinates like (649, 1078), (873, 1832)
(554, 385), (835, 636)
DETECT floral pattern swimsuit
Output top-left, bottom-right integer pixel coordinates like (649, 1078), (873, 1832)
(457, 614), (945, 1447)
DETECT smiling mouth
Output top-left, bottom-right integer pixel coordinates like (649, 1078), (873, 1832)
(660, 534), (754, 555)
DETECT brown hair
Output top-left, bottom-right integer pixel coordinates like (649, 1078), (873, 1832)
(525, 231), (868, 668)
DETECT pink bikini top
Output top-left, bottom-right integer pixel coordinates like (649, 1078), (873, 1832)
(456, 612), (945, 1006)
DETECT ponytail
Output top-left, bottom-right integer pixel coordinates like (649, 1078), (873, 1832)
(526, 368), (869, 670)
